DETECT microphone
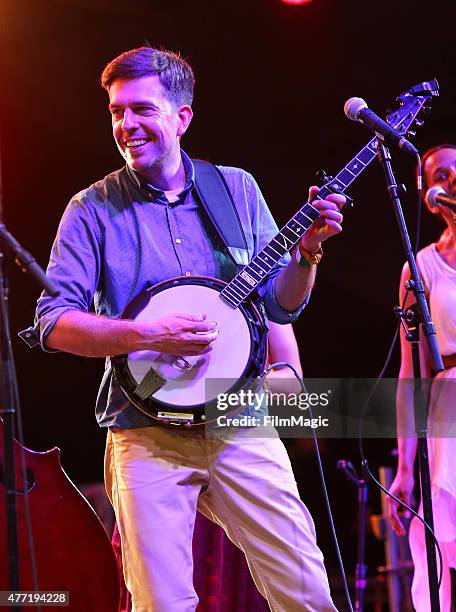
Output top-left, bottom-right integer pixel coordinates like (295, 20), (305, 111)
(344, 97), (419, 156)
(426, 186), (456, 213)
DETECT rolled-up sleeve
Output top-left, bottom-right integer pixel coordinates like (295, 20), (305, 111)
(35, 194), (102, 350)
(243, 171), (309, 324)
(258, 271), (309, 323)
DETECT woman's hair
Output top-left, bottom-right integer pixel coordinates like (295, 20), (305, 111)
(421, 143), (456, 194)
(420, 144), (456, 231)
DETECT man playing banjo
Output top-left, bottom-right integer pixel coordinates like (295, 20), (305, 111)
(34, 47), (344, 611)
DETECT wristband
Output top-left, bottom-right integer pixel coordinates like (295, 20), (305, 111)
(295, 244), (323, 267)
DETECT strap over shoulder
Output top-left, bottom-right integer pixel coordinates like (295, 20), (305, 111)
(193, 159), (249, 267)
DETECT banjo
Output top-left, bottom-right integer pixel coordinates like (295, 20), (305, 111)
(112, 80), (438, 426)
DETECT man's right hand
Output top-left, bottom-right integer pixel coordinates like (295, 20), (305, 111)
(140, 313), (218, 356)
(386, 470), (415, 537)
(45, 310), (218, 358)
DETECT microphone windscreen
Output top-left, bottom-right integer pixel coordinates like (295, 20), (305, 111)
(425, 186), (445, 206)
(344, 97), (368, 121)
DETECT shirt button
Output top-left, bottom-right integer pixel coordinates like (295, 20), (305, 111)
(185, 271), (191, 276)
(175, 238), (182, 244)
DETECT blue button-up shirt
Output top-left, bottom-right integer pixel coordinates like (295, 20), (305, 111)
(34, 151), (306, 428)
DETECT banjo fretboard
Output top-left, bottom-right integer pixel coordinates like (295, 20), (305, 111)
(220, 138), (380, 309)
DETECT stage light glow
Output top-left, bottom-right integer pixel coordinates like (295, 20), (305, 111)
(281, 0), (312, 5)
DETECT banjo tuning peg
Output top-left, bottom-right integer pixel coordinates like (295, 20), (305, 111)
(316, 169), (333, 185)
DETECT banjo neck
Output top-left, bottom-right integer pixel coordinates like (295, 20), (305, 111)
(220, 78), (439, 310)
(220, 137), (380, 309)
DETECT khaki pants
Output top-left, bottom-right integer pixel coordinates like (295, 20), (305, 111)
(105, 425), (337, 612)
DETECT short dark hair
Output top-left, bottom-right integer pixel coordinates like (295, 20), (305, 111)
(421, 143), (456, 194)
(100, 46), (195, 108)
(421, 143), (456, 223)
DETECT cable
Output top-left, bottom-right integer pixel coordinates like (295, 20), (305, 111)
(0, 266), (42, 611)
(414, 154), (423, 255)
(357, 311), (443, 589)
(357, 151), (443, 590)
(265, 360), (355, 612)
(357, 354), (444, 589)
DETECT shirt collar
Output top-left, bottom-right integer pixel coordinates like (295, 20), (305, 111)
(126, 149), (195, 203)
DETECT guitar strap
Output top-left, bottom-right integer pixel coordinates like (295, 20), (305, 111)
(19, 160), (251, 350)
(192, 159), (249, 268)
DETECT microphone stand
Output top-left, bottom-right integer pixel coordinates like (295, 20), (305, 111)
(0, 251), (20, 610)
(1, 235), (57, 608)
(337, 460), (368, 612)
(376, 142), (443, 612)
(0, 139), (58, 604)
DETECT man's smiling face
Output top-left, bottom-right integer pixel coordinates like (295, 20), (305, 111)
(108, 75), (191, 181)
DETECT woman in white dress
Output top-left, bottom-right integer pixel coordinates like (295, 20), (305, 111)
(387, 144), (456, 611)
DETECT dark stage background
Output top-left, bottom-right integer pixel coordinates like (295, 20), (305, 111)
(1, 0), (456, 604)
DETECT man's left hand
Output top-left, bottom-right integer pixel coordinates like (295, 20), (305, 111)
(299, 186), (345, 253)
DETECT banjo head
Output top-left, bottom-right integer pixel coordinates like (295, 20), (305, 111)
(112, 276), (268, 425)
